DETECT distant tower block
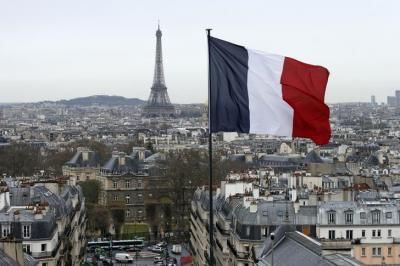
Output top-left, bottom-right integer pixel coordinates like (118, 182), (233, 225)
(371, 95), (376, 105)
(143, 24), (175, 117)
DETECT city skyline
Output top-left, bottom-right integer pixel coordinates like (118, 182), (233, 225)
(1, 0), (400, 104)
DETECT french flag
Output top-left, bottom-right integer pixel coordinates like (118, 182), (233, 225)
(209, 37), (331, 145)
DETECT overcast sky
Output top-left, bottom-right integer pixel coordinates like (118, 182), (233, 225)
(1, 0), (399, 104)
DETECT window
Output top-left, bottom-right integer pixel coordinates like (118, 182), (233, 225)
(345, 211), (353, 224)
(328, 230), (335, 240)
(361, 248), (366, 256)
(388, 247), (392, 256)
(138, 193), (143, 199)
(86, 176), (89, 180)
(113, 194), (118, 201)
(138, 182), (142, 188)
(388, 229), (392, 237)
(346, 230), (353, 240)
(41, 243), (46, 252)
(360, 212), (366, 219)
(246, 226), (250, 237)
(23, 244), (31, 254)
(377, 230), (381, 237)
(125, 196), (130, 204)
(125, 180), (130, 188)
(113, 181), (117, 189)
(362, 230), (366, 237)
(328, 212), (336, 225)
(42, 263), (48, 266)
(372, 230), (376, 237)
(2, 224), (10, 238)
(372, 210), (381, 224)
(386, 212), (392, 219)
(372, 247), (381, 256)
(125, 210), (130, 218)
(22, 225), (31, 238)
(76, 176), (80, 181)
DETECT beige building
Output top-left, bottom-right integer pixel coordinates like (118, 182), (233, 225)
(62, 147), (100, 185)
(318, 200), (400, 265)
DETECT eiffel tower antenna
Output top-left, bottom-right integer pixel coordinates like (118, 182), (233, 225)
(143, 22), (175, 117)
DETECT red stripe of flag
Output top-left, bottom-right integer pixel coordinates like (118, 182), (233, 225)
(281, 57), (331, 145)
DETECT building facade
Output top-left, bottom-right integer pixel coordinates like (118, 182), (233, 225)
(318, 201), (400, 265)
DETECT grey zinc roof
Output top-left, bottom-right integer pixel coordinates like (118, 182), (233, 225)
(64, 150), (100, 167)
(0, 246), (38, 266)
(257, 226), (362, 266)
(24, 253), (38, 266)
(234, 201), (295, 225)
(323, 254), (363, 266)
(219, 197), (242, 219)
(258, 233), (332, 266)
(304, 150), (323, 164)
(144, 152), (161, 163)
(296, 206), (318, 225)
(65, 151), (81, 165)
(32, 186), (68, 219)
(9, 187), (31, 206)
(0, 249), (18, 265)
(102, 157), (118, 171)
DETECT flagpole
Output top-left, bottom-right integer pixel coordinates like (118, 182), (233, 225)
(206, 28), (215, 266)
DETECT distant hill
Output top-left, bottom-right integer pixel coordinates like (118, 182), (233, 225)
(56, 95), (146, 106)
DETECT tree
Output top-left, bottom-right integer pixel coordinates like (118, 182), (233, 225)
(43, 149), (75, 176)
(111, 209), (125, 238)
(163, 150), (248, 231)
(79, 180), (102, 204)
(88, 206), (111, 235)
(0, 143), (43, 176)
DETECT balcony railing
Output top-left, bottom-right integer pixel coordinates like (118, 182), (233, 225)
(215, 222), (230, 236)
(320, 239), (352, 250)
(31, 240), (62, 258)
(227, 239), (250, 259)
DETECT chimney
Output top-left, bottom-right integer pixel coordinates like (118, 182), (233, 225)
(0, 240), (24, 266)
(245, 153), (253, 163)
(252, 187), (259, 199)
(138, 150), (145, 161)
(249, 202), (257, 213)
(0, 191), (10, 211)
(82, 150), (89, 161)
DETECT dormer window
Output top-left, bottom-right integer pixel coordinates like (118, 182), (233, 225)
(2, 224), (10, 238)
(328, 211), (336, 225)
(22, 225), (31, 239)
(345, 210), (354, 224)
(372, 210), (381, 224)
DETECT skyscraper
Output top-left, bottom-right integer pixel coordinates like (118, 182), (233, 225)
(396, 90), (400, 107)
(371, 95), (376, 105)
(143, 24), (175, 117)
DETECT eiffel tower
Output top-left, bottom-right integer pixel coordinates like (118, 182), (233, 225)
(143, 24), (175, 117)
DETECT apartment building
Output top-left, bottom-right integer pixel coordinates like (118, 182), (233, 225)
(190, 172), (317, 266)
(318, 200), (400, 265)
(0, 181), (86, 266)
(62, 147), (100, 185)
